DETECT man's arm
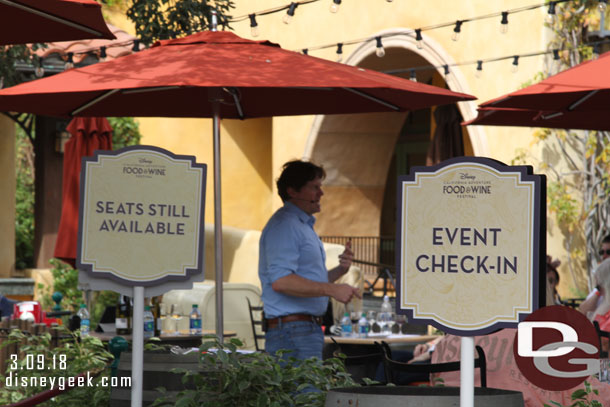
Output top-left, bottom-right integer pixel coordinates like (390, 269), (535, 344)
(271, 273), (361, 304)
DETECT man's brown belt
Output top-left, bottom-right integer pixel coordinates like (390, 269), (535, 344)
(265, 314), (323, 330)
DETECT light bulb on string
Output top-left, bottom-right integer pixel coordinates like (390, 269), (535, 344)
(510, 55), (519, 73)
(443, 64), (450, 78)
(283, 2), (297, 24)
(552, 49), (560, 61)
(599, 0), (607, 13)
(64, 52), (74, 70)
(34, 56), (44, 78)
(500, 12), (509, 34)
(99, 46), (107, 62)
(409, 69), (417, 82)
(546, 1), (557, 25)
(386, 0), (393, 2)
(452, 20), (462, 41)
(329, 0), (341, 13)
(375, 37), (385, 58)
(415, 29), (423, 49)
(302, 49), (308, 55)
(336, 43), (343, 63)
(475, 60), (483, 78)
(249, 14), (259, 37)
(132, 39), (140, 52)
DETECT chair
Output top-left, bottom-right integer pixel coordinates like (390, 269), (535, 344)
(378, 341), (487, 387)
(329, 337), (384, 384)
(246, 297), (265, 351)
(593, 320), (610, 358)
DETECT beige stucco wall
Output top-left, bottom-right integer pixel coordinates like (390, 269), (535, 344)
(103, 1), (582, 295)
(0, 115), (15, 278)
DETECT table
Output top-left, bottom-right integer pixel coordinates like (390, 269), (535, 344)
(325, 334), (438, 346)
(92, 329), (236, 347)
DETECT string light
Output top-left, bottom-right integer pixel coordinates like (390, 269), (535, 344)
(302, 48), (308, 55)
(64, 52), (74, 70)
(475, 60), (483, 78)
(510, 55), (519, 73)
(336, 43), (343, 62)
(552, 49), (560, 60)
(386, 0), (393, 2)
(500, 11), (509, 34)
(452, 20), (463, 41)
(283, 2), (298, 24)
(375, 36), (385, 57)
(443, 64), (450, 77)
(329, 0), (341, 13)
(415, 29), (423, 49)
(132, 39), (140, 52)
(249, 14), (260, 37)
(546, 1), (557, 25)
(599, 0), (607, 12)
(99, 46), (107, 62)
(409, 69), (417, 82)
(34, 56), (44, 78)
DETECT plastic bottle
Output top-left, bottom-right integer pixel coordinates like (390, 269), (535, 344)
(380, 295), (392, 334)
(143, 306), (154, 339)
(77, 304), (90, 337)
(358, 312), (369, 338)
(340, 312), (352, 337)
(189, 304), (202, 335)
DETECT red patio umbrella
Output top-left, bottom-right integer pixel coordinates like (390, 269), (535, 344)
(1, 0), (115, 45)
(0, 29), (475, 338)
(479, 51), (610, 113)
(464, 107), (610, 131)
(54, 117), (113, 266)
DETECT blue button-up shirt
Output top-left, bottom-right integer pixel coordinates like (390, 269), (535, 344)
(258, 202), (328, 318)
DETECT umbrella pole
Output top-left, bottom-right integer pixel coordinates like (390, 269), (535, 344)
(213, 106), (224, 342)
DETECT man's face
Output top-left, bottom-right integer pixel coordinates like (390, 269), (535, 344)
(601, 242), (610, 260)
(288, 177), (324, 215)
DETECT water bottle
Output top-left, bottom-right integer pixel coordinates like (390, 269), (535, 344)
(77, 304), (90, 337)
(340, 312), (352, 337)
(143, 306), (154, 339)
(357, 312), (369, 338)
(380, 295), (392, 334)
(189, 304), (202, 335)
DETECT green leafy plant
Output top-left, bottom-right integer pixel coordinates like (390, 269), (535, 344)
(0, 327), (114, 406)
(544, 380), (602, 407)
(126, 0), (234, 46)
(37, 259), (119, 329)
(152, 336), (359, 407)
(15, 124), (35, 270)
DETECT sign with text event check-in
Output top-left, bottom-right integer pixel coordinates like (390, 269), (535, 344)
(77, 146), (206, 286)
(396, 157), (545, 336)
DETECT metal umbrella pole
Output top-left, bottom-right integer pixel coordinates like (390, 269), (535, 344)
(212, 102), (224, 342)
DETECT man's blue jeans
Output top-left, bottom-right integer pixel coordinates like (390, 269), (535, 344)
(265, 320), (324, 360)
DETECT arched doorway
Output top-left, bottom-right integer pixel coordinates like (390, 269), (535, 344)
(306, 31), (482, 278)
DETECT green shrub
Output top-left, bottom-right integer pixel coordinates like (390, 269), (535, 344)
(0, 327), (114, 406)
(152, 336), (359, 407)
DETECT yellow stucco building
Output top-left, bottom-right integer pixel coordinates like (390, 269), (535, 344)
(0, 0), (590, 298)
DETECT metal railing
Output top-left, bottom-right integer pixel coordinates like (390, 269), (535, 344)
(320, 235), (395, 277)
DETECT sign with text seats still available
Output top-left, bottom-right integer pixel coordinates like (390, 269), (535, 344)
(396, 157), (545, 336)
(77, 145), (206, 286)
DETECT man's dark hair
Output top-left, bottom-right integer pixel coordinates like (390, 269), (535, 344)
(277, 160), (325, 202)
(603, 234), (610, 244)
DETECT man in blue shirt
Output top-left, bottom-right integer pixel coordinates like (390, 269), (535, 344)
(259, 160), (361, 360)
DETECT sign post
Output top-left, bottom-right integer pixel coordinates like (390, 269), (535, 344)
(76, 145), (207, 407)
(396, 157), (545, 406)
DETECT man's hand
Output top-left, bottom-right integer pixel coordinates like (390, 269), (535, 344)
(338, 240), (354, 273)
(330, 283), (361, 304)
